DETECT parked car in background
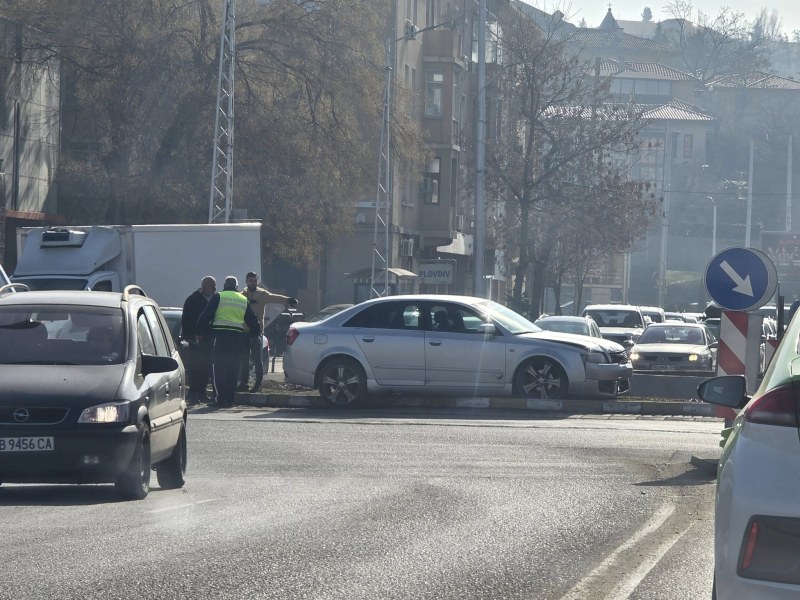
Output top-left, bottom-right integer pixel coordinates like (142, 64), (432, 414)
(582, 304), (646, 349)
(534, 315), (604, 339)
(629, 322), (717, 372)
(159, 307), (188, 365)
(306, 303), (354, 323)
(664, 311), (688, 322)
(0, 287), (188, 499)
(284, 295), (632, 407)
(698, 309), (800, 598)
(704, 317), (721, 340)
(639, 306), (666, 324)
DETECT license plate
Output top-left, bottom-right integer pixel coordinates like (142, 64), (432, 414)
(653, 364), (675, 370)
(0, 437), (54, 452)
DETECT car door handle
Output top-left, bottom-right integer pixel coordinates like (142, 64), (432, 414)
(361, 336), (375, 343)
(165, 383), (170, 395)
(428, 340), (442, 346)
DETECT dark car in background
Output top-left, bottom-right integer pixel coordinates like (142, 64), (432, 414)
(0, 287), (188, 499)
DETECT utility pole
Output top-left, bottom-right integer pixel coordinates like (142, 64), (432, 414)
(746, 140), (754, 246)
(473, 0), (487, 298)
(370, 0), (398, 298)
(787, 135), (793, 231)
(208, 0), (236, 224)
(657, 130), (673, 308)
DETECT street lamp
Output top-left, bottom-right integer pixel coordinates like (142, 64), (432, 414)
(708, 196), (717, 257)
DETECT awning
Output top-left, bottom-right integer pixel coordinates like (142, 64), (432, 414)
(346, 267), (419, 283)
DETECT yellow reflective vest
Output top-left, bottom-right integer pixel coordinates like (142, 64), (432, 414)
(212, 290), (248, 332)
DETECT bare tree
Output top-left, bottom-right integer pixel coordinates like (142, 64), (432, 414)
(4, 0), (425, 266)
(486, 10), (649, 316)
(664, 1), (772, 82)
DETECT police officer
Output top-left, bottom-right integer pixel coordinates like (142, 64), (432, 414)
(197, 276), (260, 407)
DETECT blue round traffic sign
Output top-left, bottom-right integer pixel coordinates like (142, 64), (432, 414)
(704, 247), (778, 311)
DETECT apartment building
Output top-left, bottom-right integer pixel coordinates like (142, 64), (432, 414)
(0, 18), (62, 270)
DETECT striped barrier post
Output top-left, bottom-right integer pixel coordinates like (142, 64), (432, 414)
(715, 311), (763, 424)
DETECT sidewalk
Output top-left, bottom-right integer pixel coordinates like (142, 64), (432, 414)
(225, 357), (719, 418)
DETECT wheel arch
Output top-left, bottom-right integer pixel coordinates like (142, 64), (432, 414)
(314, 353), (368, 389)
(511, 354), (570, 397)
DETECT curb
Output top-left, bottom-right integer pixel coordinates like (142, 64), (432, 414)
(234, 391), (717, 417)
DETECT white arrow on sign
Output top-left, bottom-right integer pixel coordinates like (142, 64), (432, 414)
(720, 260), (754, 297)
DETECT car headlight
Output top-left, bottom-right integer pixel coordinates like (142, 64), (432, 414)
(688, 354), (699, 362)
(582, 351), (608, 364)
(629, 352), (640, 361)
(78, 402), (130, 424)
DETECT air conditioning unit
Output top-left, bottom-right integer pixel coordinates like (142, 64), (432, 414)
(400, 238), (414, 257)
(404, 19), (418, 38)
(455, 214), (465, 231)
(355, 212), (367, 224)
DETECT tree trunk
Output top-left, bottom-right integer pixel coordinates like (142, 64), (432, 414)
(553, 276), (562, 315)
(512, 199), (531, 305)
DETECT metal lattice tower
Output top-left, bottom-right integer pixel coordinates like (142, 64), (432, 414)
(208, 0), (236, 224)
(370, 36), (393, 298)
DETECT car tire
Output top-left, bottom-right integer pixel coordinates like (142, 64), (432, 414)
(514, 357), (568, 400)
(156, 421), (187, 490)
(318, 358), (367, 408)
(116, 426), (151, 500)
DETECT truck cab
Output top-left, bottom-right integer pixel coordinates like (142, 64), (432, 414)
(11, 227), (123, 293)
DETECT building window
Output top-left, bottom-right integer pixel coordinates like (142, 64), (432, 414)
(421, 157), (440, 204)
(683, 133), (694, 158)
(426, 0), (437, 27)
(425, 69), (444, 117)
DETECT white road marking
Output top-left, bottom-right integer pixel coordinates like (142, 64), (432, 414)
(558, 503), (675, 600)
(607, 521), (693, 599)
(147, 498), (218, 514)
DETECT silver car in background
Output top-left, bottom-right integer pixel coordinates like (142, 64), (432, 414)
(283, 295), (632, 407)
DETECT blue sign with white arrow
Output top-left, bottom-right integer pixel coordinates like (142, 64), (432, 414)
(704, 247), (778, 311)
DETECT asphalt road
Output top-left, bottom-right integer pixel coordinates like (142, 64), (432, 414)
(0, 409), (722, 600)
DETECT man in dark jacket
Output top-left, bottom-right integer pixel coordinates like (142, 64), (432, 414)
(181, 276), (216, 404)
(196, 276), (260, 407)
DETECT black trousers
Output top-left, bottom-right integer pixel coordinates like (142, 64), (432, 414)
(211, 330), (246, 405)
(186, 340), (212, 400)
(239, 335), (264, 388)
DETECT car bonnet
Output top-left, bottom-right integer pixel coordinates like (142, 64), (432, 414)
(0, 364), (127, 408)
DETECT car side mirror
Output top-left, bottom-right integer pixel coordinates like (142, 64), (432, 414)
(142, 354), (180, 376)
(697, 375), (750, 409)
(478, 323), (496, 336)
(710, 341), (718, 349)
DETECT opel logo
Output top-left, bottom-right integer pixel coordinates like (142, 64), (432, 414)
(13, 408), (30, 423)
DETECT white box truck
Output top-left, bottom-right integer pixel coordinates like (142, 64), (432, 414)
(11, 223), (262, 307)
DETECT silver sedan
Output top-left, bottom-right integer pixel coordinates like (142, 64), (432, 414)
(283, 295), (632, 407)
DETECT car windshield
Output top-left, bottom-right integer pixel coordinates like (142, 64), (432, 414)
(637, 326), (705, 345)
(584, 309), (643, 328)
(0, 305), (125, 365)
(12, 277), (90, 291)
(476, 300), (541, 334)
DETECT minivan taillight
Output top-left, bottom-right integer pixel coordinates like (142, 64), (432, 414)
(743, 384), (799, 427)
(285, 327), (300, 346)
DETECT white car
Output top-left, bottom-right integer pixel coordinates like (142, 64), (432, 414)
(698, 309), (800, 599)
(284, 295), (632, 407)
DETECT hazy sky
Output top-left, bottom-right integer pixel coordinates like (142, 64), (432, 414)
(522, 1), (800, 36)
